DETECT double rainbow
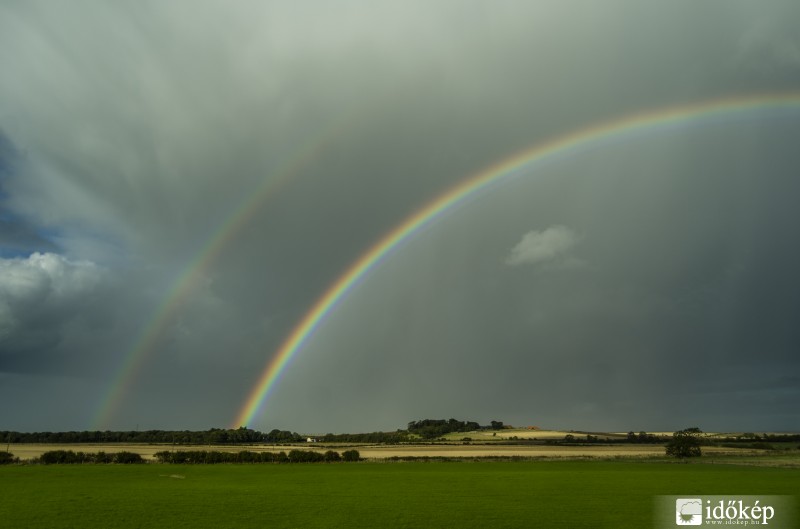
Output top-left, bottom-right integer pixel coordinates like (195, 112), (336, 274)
(92, 110), (362, 429)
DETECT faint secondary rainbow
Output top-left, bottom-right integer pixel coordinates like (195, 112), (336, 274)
(233, 92), (800, 428)
(92, 110), (363, 430)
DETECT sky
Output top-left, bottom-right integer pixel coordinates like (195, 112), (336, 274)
(1, 1), (799, 434)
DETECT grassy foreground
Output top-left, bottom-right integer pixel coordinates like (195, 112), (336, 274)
(1, 461), (797, 528)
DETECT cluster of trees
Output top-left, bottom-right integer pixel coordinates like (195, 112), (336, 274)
(407, 419), (482, 439)
(317, 431), (410, 444)
(665, 428), (703, 458)
(153, 449), (360, 464)
(560, 434), (602, 444)
(262, 429), (304, 443)
(626, 431), (662, 443)
(0, 427), (301, 445)
(37, 450), (144, 464)
(1, 452), (18, 464)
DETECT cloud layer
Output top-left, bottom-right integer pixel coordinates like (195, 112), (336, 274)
(0, 1), (798, 433)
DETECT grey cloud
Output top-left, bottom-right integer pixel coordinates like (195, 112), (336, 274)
(0, 2), (798, 432)
(0, 253), (109, 369)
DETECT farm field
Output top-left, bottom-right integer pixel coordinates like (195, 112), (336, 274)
(1, 460), (798, 528)
(5, 441), (767, 461)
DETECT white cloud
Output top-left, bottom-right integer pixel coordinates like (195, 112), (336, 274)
(0, 252), (103, 298)
(505, 225), (580, 267)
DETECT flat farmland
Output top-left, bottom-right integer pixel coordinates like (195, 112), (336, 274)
(356, 443), (762, 458)
(1, 461), (798, 528)
(5, 442), (765, 461)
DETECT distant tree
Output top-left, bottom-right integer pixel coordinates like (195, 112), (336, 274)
(324, 450), (341, 462)
(665, 427), (703, 458)
(0, 452), (15, 465)
(407, 419), (480, 439)
(154, 451), (173, 463)
(39, 450), (81, 464)
(490, 421), (504, 430)
(93, 451), (114, 464)
(114, 451), (144, 464)
(265, 429), (302, 443)
(237, 451), (260, 463)
(288, 450), (324, 463)
(342, 450), (360, 462)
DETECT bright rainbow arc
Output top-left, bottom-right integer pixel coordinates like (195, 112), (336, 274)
(92, 111), (360, 430)
(233, 92), (800, 429)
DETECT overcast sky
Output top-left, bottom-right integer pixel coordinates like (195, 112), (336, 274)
(1, 1), (799, 434)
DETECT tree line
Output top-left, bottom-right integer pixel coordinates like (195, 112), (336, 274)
(34, 450), (145, 464)
(0, 418), (498, 445)
(0, 428), (414, 445)
(5, 449), (362, 465)
(318, 431), (410, 443)
(153, 449), (360, 464)
(0, 427), (300, 445)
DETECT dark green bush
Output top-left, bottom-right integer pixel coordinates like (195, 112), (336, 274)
(324, 450), (341, 462)
(92, 451), (115, 464)
(39, 450), (83, 464)
(38, 450), (144, 464)
(342, 449), (360, 462)
(288, 449), (325, 463)
(114, 451), (144, 464)
(153, 448), (359, 464)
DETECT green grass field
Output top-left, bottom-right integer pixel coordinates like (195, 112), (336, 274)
(1, 461), (797, 528)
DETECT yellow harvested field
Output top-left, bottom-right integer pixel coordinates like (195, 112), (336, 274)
(451, 430), (582, 440)
(6, 443), (762, 461)
(441, 429), (663, 440)
(357, 444), (758, 459)
(7, 444), (179, 461)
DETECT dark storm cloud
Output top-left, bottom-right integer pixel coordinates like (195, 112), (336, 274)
(0, 1), (798, 432)
(0, 253), (113, 372)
